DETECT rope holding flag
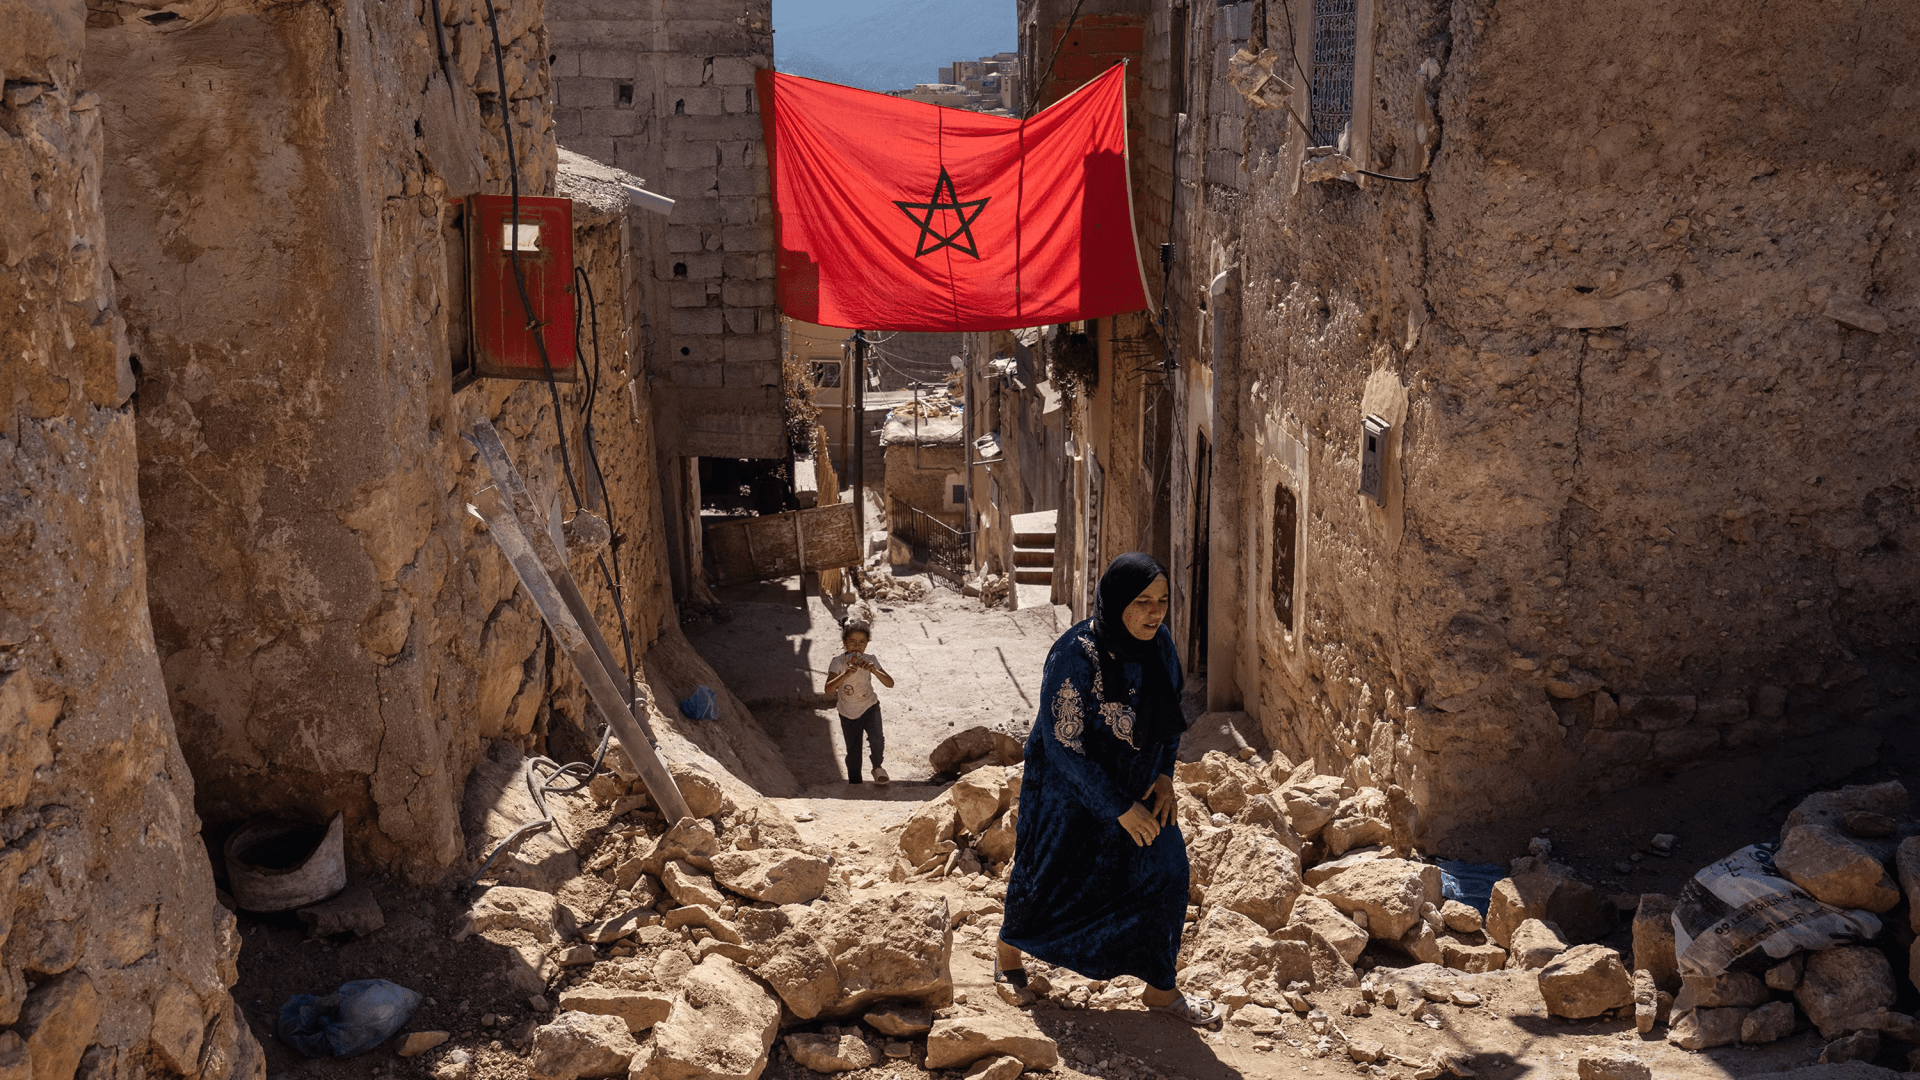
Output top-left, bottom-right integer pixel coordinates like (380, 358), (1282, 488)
(757, 64), (1150, 333)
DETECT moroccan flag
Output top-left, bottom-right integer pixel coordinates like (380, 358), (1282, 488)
(757, 64), (1150, 332)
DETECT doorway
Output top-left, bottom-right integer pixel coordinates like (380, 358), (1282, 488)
(1188, 432), (1210, 673)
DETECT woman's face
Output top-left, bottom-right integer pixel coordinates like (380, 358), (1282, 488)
(1122, 576), (1170, 641)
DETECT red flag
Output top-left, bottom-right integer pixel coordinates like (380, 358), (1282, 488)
(757, 65), (1150, 332)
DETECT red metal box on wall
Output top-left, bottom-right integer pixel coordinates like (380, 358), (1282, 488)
(465, 194), (577, 382)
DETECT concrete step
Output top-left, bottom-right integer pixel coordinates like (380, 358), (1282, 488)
(1012, 547), (1054, 568)
(1012, 532), (1056, 548)
(1013, 568), (1053, 585)
(1010, 509), (1057, 549)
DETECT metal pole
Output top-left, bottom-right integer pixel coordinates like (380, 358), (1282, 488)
(852, 330), (867, 550)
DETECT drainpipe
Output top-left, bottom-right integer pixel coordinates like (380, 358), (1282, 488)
(1207, 264), (1243, 713)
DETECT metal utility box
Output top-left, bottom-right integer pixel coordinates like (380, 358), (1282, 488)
(1358, 413), (1389, 504)
(458, 194), (577, 384)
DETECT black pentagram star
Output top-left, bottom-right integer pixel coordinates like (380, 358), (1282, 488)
(893, 167), (991, 259)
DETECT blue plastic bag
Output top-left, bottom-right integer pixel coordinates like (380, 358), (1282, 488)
(678, 685), (719, 721)
(1437, 860), (1504, 914)
(278, 979), (421, 1057)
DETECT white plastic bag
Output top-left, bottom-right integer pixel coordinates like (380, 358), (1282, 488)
(1672, 843), (1882, 977)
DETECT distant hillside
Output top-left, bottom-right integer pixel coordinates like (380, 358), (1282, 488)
(774, 0), (1016, 94)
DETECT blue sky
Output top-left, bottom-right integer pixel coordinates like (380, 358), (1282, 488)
(773, 0), (1017, 93)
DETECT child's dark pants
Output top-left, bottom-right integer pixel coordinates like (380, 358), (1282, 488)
(840, 703), (884, 783)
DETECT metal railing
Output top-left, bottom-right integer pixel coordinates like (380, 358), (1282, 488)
(891, 500), (972, 580)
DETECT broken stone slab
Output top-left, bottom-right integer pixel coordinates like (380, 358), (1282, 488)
(1674, 971), (1771, 1011)
(978, 808), (1018, 865)
(1668, 1006), (1748, 1050)
(1207, 829), (1304, 931)
(951, 766), (1012, 835)
(783, 1033), (876, 1073)
(1538, 945), (1633, 1019)
(963, 1054), (1024, 1080)
(1302, 846), (1384, 888)
(1577, 1048), (1651, 1080)
(663, 905), (743, 944)
(754, 929), (840, 1019)
(297, 883), (386, 937)
(1323, 787), (1391, 856)
(807, 892), (953, 1016)
(1286, 895), (1367, 964)
(1315, 858), (1441, 941)
(1629, 893), (1678, 991)
(1632, 970), (1665, 1035)
(1799, 946), (1897, 1038)
(930, 726), (1023, 774)
(899, 796), (961, 866)
(528, 1011), (638, 1080)
(1486, 859), (1608, 948)
(1742, 1000), (1797, 1044)
(632, 957), (780, 1080)
(1271, 924), (1360, 989)
(697, 939), (755, 965)
(661, 860), (727, 908)
(710, 849), (830, 905)
(924, 1013), (1060, 1070)
(398, 1031), (451, 1058)
(1506, 918), (1568, 970)
(556, 987), (675, 1032)
(862, 1004), (933, 1037)
(580, 907), (660, 944)
(1776, 825), (1901, 912)
(1395, 920), (1444, 965)
(461, 886), (578, 944)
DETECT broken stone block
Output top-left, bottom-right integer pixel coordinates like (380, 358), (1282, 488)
(1302, 846), (1384, 888)
(1486, 860), (1608, 948)
(809, 892), (953, 1015)
(1347, 1038), (1384, 1063)
(1323, 787), (1391, 856)
(1631, 970), (1661, 1035)
(1395, 920), (1444, 965)
(1286, 895), (1367, 964)
(1764, 954), (1805, 991)
(1270, 924), (1360, 989)
(899, 796), (960, 866)
(1231, 1003), (1283, 1029)
(529, 1011), (638, 1080)
(666, 764), (727, 819)
(963, 1054), (1023, 1080)
(1575, 1048), (1650, 1080)
(1280, 774), (1347, 839)
(710, 849), (829, 905)
(783, 1033), (876, 1073)
(463, 886), (577, 943)
(1439, 900), (1483, 935)
(1666, 1006), (1747, 1050)
(1440, 936), (1507, 973)
(556, 987), (675, 1032)
(1741, 1000), (1796, 1044)
(1821, 1028), (1882, 1065)
(1506, 918), (1568, 971)
(636, 818), (721, 876)
(1629, 893), (1678, 991)
(1316, 858), (1441, 941)
(1897, 836), (1920, 933)
(977, 808), (1017, 865)
(663, 904), (743, 943)
(296, 884), (385, 937)
(950, 766), (1012, 835)
(1845, 811), (1896, 837)
(754, 929), (840, 1019)
(1538, 945), (1633, 1019)
(924, 1014), (1060, 1070)
(1207, 828), (1304, 931)
(633, 957), (780, 1080)
(1775, 825), (1901, 912)
(930, 726), (1022, 774)
(1785, 781), (1909, 837)
(1798, 946), (1897, 1038)
(661, 860), (727, 908)
(862, 1004), (933, 1037)
(1674, 971), (1770, 1011)
(398, 1031), (451, 1058)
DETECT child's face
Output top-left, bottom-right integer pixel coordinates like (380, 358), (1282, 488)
(844, 631), (869, 654)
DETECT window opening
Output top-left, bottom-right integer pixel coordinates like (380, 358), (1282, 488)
(1309, 0), (1356, 147)
(617, 83), (634, 106)
(1271, 483), (1298, 633)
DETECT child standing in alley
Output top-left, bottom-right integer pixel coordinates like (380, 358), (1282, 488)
(825, 624), (895, 784)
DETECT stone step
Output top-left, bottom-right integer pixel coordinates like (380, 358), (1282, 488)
(1013, 568), (1053, 585)
(1012, 531), (1056, 548)
(1012, 548), (1053, 568)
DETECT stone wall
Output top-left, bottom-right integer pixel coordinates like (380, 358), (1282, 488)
(1168, 0), (1920, 844)
(84, 0), (792, 880)
(0, 1), (260, 1076)
(547, 0), (784, 459)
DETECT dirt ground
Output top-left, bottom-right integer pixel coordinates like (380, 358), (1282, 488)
(227, 577), (1920, 1080)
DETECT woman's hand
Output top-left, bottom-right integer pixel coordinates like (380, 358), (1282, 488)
(1143, 774), (1176, 825)
(1117, 802), (1161, 847)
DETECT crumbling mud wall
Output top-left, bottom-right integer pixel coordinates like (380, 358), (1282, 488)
(0, 2), (261, 1076)
(1211, 0), (1920, 845)
(84, 0), (792, 879)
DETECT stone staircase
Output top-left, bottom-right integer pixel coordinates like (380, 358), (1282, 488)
(1010, 509), (1058, 611)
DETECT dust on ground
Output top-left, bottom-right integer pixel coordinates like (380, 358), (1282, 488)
(227, 575), (1920, 1080)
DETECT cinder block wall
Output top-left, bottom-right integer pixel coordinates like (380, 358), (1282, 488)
(548, 0), (785, 459)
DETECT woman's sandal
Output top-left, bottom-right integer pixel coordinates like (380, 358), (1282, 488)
(994, 967), (1030, 990)
(1150, 994), (1223, 1026)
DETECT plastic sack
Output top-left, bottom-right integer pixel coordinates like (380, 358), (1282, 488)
(678, 685), (719, 721)
(1437, 860), (1504, 914)
(1673, 843), (1882, 977)
(278, 979), (422, 1057)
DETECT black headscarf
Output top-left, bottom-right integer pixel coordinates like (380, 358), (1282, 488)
(1088, 552), (1186, 745)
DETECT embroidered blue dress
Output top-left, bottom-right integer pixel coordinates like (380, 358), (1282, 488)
(1000, 619), (1187, 990)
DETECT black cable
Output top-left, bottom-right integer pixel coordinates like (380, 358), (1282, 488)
(571, 263), (639, 695)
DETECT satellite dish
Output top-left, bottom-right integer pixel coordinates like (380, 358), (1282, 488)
(950, 355), (964, 369)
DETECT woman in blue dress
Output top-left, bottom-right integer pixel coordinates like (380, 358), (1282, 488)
(996, 552), (1221, 1025)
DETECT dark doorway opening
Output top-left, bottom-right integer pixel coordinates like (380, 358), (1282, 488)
(1188, 432), (1211, 673)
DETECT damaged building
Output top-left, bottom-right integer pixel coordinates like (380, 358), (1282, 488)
(976, 0), (1920, 847)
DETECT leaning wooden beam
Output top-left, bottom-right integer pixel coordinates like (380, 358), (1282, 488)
(465, 481), (694, 826)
